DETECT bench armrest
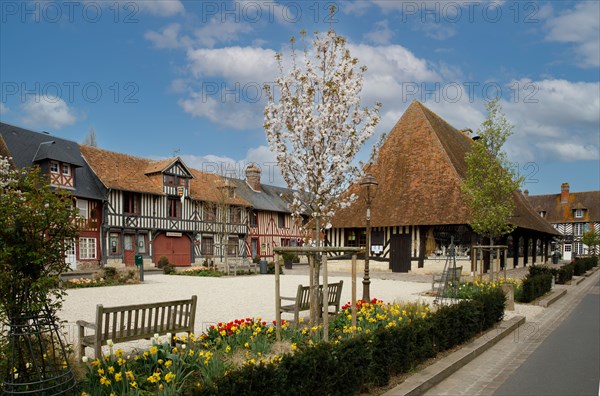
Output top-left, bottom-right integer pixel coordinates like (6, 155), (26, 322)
(76, 320), (97, 330)
(280, 296), (296, 301)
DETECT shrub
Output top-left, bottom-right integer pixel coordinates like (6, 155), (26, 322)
(157, 256), (170, 269)
(556, 264), (574, 284)
(102, 266), (118, 280)
(267, 261), (284, 274)
(518, 273), (552, 303)
(573, 257), (598, 276)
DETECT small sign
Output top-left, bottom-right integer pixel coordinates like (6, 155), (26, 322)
(177, 187), (185, 197)
(166, 232), (182, 237)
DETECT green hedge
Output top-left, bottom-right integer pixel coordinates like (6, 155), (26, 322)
(191, 289), (505, 396)
(518, 272), (552, 303)
(573, 257), (598, 276)
(556, 263), (574, 284)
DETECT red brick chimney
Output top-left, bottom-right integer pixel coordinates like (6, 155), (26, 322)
(245, 164), (261, 192)
(560, 182), (569, 204)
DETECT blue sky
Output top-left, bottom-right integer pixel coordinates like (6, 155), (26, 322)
(1, 0), (598, 195)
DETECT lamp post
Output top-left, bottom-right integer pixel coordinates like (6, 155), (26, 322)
(360, 174), (378, 301)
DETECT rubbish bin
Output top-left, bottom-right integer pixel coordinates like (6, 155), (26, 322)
(135, 255), (144, 281)
(552, 251), (559, 264)
(259, 260), (268, 274)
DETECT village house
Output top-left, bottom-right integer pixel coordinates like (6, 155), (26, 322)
(0, 122), (106, 270)
(525, 184), (600, 260)
(328, 101), (560, 273)
(80, 146), (251, 268)
(231, 164), (305, 260)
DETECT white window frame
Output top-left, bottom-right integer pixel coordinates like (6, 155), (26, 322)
(573, 242), (584, 256)
(76, 199), (88, 219)
(564, 244), (572, 253)
(79, 237), (96, 260)
(574, 209), (583, 218)
(62, 163), (71, 176)
(574, 223), (584, 236)
(50, 161), (59, 174)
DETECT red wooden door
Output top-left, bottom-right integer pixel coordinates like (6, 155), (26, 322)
(123, 234), (135, 266)
(154, 234), (191, 267)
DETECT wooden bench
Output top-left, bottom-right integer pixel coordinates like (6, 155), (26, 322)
(280, 281), (343, 324)
(77, 295), (197, 358)
(432, 266), (463, 291)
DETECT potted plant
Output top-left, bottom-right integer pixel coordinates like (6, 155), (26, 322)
(282, 252), (296, 270)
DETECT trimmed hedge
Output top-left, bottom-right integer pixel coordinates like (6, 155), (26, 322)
(573, 257), (598, 276)
(191, 289), (505, 396)
(518, 272), (552, 303)
(556, 263), (574, 284)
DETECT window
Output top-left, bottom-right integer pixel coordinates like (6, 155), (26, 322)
(204, 205), (216, 222)
(50, 161), (59, 173)
(230, 207), (241, 224)
(574, 209), (583, 218)
(281, 238), (290, 247)
(345, 229), (366, 247)
(249, 210), (258, 227)
(164, 175), (176, 186)
(168, 197), (181, 218)
(137, 234), (147, 254)
(278, 213), (286, 228)
(62, 163), (71, 176)
(177, 177), (187, 187)
(574, 223), (584, 236)
(76, 199), (88, 219)
(79, 238), (96, 259)
(228, 237), (239, 255)
(202, 236), (214, 256)
(564, 244), (572, 252)
(538, 211), (546, 218)
(574, 242), (584, 256)
(109, 233), (120, 254)
(123, 192), (140, 215)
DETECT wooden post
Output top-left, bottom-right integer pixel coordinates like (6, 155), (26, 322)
(322, 254), (329, 342)
(275, 252), (281, 341)
(309, 253), (315, 324)
(351, 253), (357, 332)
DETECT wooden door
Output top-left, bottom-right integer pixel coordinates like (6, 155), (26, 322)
(251, 238), (259, 259)
(123, 234), (135, 266)
(390, 234), (411, 273)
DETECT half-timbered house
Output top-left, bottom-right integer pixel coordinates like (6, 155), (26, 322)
(526, 184), (600, 260)
(231, 164), (305, 259)
(80, 146), (250, 267)
(0, 122), (106, 270)
(328, 101), (560, 273)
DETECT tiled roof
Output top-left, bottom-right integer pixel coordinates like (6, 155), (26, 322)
(331, 101), (559, 236)
(80, 145), (250, 206)
(229, 177), (293, 213)
(526, 190), (600, 224)
(0, 122), (106, 201)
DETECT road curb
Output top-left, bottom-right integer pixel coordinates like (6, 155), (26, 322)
(538, 289), (567, 307)
(571, 276), (584, 285)
(382, 315), (526, 396)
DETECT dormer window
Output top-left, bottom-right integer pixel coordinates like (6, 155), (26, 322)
(50, 161), (59, 173)
(574, 209), (583, 218)
(538, 211), (546, 218)
(62, 163), (71, 176)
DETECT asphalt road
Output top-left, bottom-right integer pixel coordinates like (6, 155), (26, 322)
(494, 280), (600, 396)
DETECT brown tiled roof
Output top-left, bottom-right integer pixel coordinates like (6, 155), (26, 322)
(526, 190), (600, 224)
(331, 101), (559, 236)
(80, 145), (250, 206)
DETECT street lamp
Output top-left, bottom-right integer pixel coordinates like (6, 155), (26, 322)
(360, 173), (378, 301)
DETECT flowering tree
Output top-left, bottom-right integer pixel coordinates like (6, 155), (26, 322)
(264, 29), (381, 244)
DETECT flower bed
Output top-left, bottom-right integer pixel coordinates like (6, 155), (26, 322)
(79, 289), (505, 395)
(63, 268), (139, 289)
(447, 278), (523, 301)
(174, 268), (224, 277)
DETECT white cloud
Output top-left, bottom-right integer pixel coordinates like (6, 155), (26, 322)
(535, 142), (599, 161)
(545, 2), (600, 67)
(186, 46), (278, 83)
(137, 0), (184, 16)
(194, 18), (253, 48)
(0, 103), (9, 115)
(363, 20), (394, 45)
(21, 95), (77, 129)
(178, 93), (262, 130)
(414, 22), (457, 41)
(145, 23), (191, 49)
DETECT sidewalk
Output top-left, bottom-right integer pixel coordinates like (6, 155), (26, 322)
(382, 267), (599, 395)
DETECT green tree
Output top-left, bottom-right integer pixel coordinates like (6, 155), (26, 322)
(461, 98), (524, 277)
(582, 229), (600, 256)
(0, 156), (79, 318)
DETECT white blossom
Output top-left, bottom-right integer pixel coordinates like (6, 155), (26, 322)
(264, 30), (381, 237)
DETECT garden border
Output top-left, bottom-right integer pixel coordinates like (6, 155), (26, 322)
(382, 316), (525, 396)
(537, 289), (567, 308)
